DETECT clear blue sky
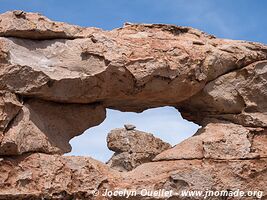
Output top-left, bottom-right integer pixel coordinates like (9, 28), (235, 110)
(1, 0), (266, 162)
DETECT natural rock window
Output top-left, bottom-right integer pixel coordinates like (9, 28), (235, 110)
(67, 107), (200, 165)
(0, 10), (266, 199)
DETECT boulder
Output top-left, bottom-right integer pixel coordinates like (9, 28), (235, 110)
(107, 128), (171, 171)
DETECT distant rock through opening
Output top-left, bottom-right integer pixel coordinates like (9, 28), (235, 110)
(67, 106), (200, 163)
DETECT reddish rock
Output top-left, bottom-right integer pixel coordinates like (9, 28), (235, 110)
(0, 11), (266, 200)
(107, 128), (171, 171)
(0, 99), (105, 155)
(154, 121), (267, 161)
(0, 153), (266, 199)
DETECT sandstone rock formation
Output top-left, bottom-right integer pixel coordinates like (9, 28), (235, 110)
(0, 10), (266, 199)
(107, 128), (171, 171)
(177, 60), (267, 128)
(154, 120), (267, 161)
(0, 100), (105, 155)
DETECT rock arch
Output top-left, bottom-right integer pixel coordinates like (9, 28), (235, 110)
(0, 11), (266, 199)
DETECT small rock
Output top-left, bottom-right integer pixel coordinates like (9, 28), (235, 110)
(124, 22), (134, 26)
(124, 124), (136, 130)
(13, 10), (26, 18)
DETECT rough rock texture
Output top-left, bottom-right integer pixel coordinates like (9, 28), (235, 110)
(0, 10), (266, 199)
(1, 11), (267, 112)
(0, 154), (266, 200)
(0, 100), (105, 155)
(0, 10), (101, 39)
(107, 128), (171, 171)
(0, 91), (22, 133)
(124, 124), (136, 130)
(0, 153), (117, 200)
(178, 60), (267, 128)
(154, 120), (267, 161)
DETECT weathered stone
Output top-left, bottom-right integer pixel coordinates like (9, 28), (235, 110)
(154, 121), (267, 161)
(0, 153), (266, 200)
(0, 153), (117, 200)
(107, 128), (171, 171)
(0, 91), (22, 133)
(178, 60), (267, 127)
(0, 10), (101, 39)
(0, 10), (266, 200)
(0, 12), (266, 113)
(0, 99), (105, 155)
(124, 124), (136, 130)
(118, 158), (267, 200)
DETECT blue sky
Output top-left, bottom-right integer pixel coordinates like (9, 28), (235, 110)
(1, 0), (266, 162)
(69, 107), (199, 162)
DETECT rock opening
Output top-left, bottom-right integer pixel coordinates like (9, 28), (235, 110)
(67, 107), (200, 163)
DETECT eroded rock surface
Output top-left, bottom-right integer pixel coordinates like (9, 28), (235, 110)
(0, 10), (266, 199)
(0, 100), (105, 155)
(0, 153), (266, 200)
(154, 120), (267, 161)
(178, 60), (267, 128)
(0, 153), (116, 200)
(107, 128), (171, 171)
